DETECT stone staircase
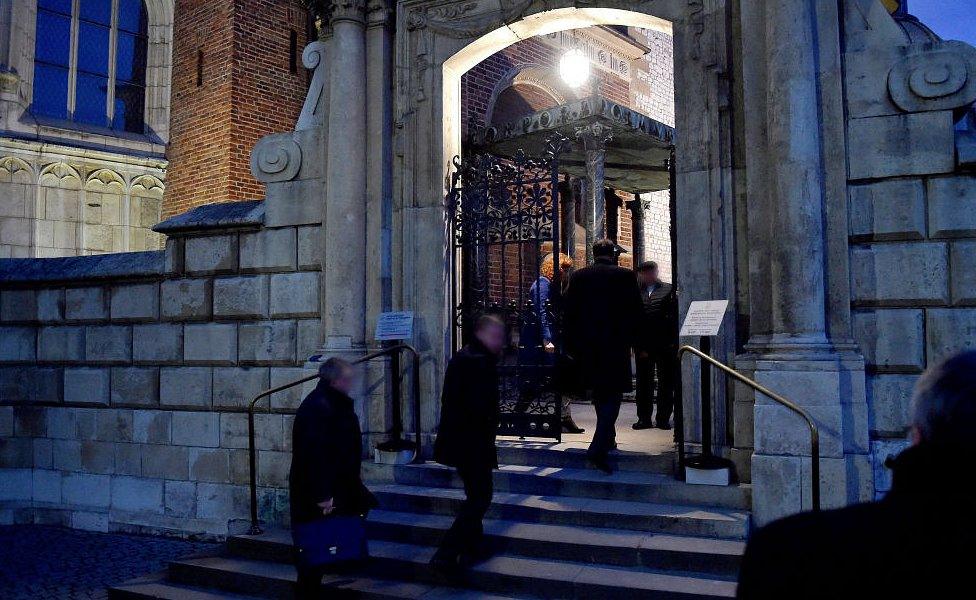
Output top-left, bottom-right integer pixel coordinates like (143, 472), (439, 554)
(109, 444), (749, 599)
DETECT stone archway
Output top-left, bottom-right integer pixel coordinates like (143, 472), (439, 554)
(393, 0), (737, 471)
(390, 0), (870, 523)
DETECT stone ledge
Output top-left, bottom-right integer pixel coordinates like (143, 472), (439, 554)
(0, 252), (164, 285)
(153, 201), (265, 236)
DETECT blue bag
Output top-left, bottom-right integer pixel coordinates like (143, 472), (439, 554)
(292, 516), (369, 568)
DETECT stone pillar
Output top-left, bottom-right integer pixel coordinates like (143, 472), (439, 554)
(628, 194), (645, 266)
(320, 0), (368, 354)
(560, 178), (576, 263)
(576, 122), (613, 248)
(744, 0), (871, 524)
(363, 0), (394, 439)
(578, 176), (594, 264)
(366, 0), (393, 323)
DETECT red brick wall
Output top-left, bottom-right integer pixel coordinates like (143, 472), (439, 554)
(164, 0), (311, 217)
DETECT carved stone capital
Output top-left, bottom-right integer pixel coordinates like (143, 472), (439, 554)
(251, 134), (303, 183)
(366, 0), (392, 27)
(330, 0), (367, 25)
(575, 121), (614, 152)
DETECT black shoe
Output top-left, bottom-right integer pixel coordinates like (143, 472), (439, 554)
(632, 420), (654, 430)
(587, 454), (614, 475)
(562, 420), (585, 434)
(656, 421), (673, 430)
(429, 552), (461, 576)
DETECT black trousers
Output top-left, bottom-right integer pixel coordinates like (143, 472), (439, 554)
(635, 348), (676, 426)
(588, 390), (622, 459)
(436, 463), (494, 560)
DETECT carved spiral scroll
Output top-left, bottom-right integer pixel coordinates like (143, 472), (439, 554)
(250, 136), (302, 183)
(888, 42), (976, 113)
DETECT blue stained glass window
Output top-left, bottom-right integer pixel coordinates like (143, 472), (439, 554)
(32, 64), (69, 120)
(32, 0), (148, 133)
(118, 0), (149, 34)
(76, 22), (111, 75)
(80, 0), (113, 26)
(115, 32), (148, 84)
(74, 73), (109, 126)
(38, 0), (72, 16)
(35, 10), (71, 66)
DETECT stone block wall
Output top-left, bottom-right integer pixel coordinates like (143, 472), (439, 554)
(849, 173), (976, 498)
(0, 203), (322, 537)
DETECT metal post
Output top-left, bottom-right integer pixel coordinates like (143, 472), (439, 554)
(699, 335), (712, 459)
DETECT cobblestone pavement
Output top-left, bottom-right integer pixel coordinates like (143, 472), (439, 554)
(0, 525), (219, 600)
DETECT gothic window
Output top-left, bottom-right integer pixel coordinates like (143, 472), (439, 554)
(32, 0), (149, 133)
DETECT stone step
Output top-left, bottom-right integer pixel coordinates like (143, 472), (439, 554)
(229, 514), (743, 578)
(170, 542), (737, 599)
(164, 556), (517, 600)
(164, 555), (525, 599)
(370, 484), (749, 540)
(495, 443), (676, 474)
(383, 463), (751, 511)
(109, 572), (264, 600)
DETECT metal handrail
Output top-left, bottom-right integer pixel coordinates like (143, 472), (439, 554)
(678, 345), (821, 512)
(246, 343), (422, 534)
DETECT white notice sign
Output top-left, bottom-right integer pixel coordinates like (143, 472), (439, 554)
(375, 311), (414, 341)
(679, 300), (729, 337)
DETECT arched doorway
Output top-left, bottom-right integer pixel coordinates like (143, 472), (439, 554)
(394, 0), (740, 473)
(393, 0), (868, 522)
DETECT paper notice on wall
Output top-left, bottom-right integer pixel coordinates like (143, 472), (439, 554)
(679, 300), (729, 337)
(375, 311), (414, 341)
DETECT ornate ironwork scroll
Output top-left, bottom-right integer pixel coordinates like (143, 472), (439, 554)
(448, 135), (572, 439)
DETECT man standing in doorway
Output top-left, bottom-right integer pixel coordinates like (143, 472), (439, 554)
(634, 261), (678, 430)
(564, 239), (644, 474)
(430, 314), (506, 572)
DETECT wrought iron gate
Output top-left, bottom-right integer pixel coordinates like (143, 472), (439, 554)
(449, 136), (572, 440)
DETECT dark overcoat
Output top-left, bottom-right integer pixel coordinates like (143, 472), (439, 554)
(563, 257), (644, 395)
(288, 381), (377, 524)
(639, 281), (678, 352)
(736, 443), (976, 599)
(433, 339), (500, 470)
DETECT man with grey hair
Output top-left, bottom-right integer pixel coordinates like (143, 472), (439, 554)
(289, 357), (377, 598)
(736, 350), (976, 599)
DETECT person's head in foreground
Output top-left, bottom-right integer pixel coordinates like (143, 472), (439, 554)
(592, 238), (616, 261)
(909, 349), (976, 452)
(474, 313), (506, 356)
(318, 357), (355, 395)
(636, 260), (660, 286)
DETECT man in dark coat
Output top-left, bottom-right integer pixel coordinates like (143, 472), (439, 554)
(737, 350), (976, 599)
(563, 239), (644, 474)
(431, 314), (506, 571)
(634, 261), (678, 430)
(289, 358), (377, 598)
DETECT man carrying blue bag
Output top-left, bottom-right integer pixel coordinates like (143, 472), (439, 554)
(289, 357), (378, 599)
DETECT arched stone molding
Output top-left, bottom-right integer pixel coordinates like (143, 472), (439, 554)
(38, 162), (82, 190)
(130, 174), (166, 199)
(85, 168), (127, 194)
(483, 64), (577, 126)
(139, 0), (176, 143)
(0, 156), (34, 184)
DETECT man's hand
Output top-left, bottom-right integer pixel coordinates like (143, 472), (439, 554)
(544, 342), (556, 353)
(317, 498), (334, 516)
